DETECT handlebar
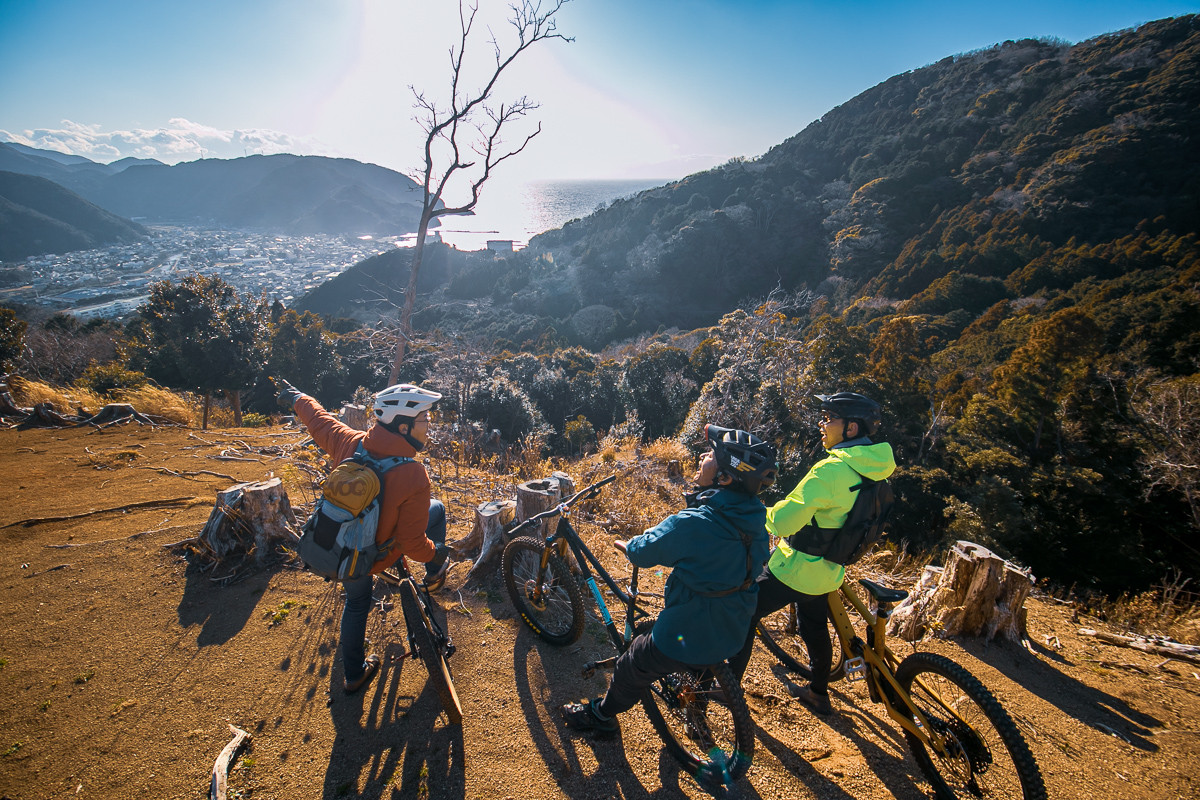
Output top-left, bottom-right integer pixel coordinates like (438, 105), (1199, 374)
(508, 473), (617, 534)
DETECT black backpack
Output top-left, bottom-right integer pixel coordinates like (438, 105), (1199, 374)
(788, 472), (895, 566)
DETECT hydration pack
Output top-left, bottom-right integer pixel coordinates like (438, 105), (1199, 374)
(297, 442), (412, 581)
(788, 472), (895, 566)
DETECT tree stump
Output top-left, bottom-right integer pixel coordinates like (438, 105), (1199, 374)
(516, 478), (562, 538)
(338, 404), (371, 431)
(15, 402), (82, 429)
(887, 540), (1034, 644)
(82, 403), (161, 428)
(549, 471), (575, 499)
(458, 499), (516, 582)
(196, 478), (299, 565)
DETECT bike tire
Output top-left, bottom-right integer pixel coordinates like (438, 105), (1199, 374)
(399, 580), (464, 725)
(502, 535), (585, 646)
(756, 604), (846, 682)
(895, 651), (1045, 800)
(635, 620), (754, 788)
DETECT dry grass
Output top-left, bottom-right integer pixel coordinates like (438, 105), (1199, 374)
(9, 376), (104, 413)
(116, 386), (195, 425)
(1084, 583), (1200, 645)
(9, 377), (196, 427)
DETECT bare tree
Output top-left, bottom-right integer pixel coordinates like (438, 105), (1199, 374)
(389, 0), (572, 383)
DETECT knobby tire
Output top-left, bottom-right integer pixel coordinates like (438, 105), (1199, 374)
(502, 535), (585, 646)
(633, 619), (754, 788)
(399, 580), (464, 725)
(895, 652), (1045, 800)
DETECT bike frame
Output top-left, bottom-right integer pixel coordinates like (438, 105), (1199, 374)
(540, 507), (650, 651)
(827, 583), (966, 759)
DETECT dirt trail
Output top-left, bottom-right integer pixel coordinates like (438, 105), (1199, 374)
(0, 425), (1197, 799)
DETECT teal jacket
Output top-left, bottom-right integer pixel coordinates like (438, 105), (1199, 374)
(626, 488), (770, 665)
(767, 439), (897, 594)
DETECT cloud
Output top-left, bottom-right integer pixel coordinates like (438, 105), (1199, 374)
(0, 119), (329, 164)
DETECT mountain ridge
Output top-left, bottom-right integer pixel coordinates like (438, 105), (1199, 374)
(0, 145), (431, 241)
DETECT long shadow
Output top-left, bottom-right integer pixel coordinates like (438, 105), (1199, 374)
(756, 666), (929, 798)
(321, 579), (466, 800)
(510, 626), (662, 798)
(176, 557), (275, 646)
(954, 636), (1161, 751)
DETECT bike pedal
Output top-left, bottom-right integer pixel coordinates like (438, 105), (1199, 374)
(844, 656), (868, 682)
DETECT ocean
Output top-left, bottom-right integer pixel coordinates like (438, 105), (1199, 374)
(408, 177), (668, 251)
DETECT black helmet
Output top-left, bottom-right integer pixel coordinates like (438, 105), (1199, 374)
(704, 424), (778, 494)
(815, 392), (882, 436)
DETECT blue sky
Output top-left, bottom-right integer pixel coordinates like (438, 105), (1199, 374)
(1, 0), (1196, 185)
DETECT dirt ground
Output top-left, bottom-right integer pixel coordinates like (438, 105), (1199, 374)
(1, 423), (1198, 800)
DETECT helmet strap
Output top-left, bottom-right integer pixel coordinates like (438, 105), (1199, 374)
(379, 416), (425, 452)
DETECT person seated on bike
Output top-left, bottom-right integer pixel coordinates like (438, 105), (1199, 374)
(729, 392), (896, 716)
(560, 424), (777, 736)
(276, 379), (453, 694)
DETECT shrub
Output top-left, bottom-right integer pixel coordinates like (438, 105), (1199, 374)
(77, 362), (148, 395)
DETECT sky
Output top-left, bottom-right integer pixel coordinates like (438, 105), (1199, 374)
(2, 0), (1198, 193)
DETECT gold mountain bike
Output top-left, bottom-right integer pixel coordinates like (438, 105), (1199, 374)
(758, 578), (1045, 799)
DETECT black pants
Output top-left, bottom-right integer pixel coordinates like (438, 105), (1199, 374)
(596, 631), (693, 718)
(728, 567), (834, 695)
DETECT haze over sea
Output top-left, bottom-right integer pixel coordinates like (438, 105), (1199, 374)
(417, 177), (668, 251)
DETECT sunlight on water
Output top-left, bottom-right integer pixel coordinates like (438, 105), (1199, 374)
(399, 177), (667, 251)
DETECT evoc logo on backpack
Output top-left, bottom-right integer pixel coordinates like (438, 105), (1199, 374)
(297, 442), (412, 581)
(789, 472), (895, 566)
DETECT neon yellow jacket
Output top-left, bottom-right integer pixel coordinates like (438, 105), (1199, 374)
(766, 440), (897, 594)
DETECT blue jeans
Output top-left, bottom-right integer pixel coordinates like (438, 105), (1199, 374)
(341, 498), (447, 682)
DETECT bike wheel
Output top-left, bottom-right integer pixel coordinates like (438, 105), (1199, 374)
(641, 658), (756, 788)
(756, 603), (846, 682)
(502, 535), (585, 646)
(895, 652), (1045, 800)
(399, 580), (464, 725)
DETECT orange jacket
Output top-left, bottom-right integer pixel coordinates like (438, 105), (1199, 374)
(294, 395), (435, 573)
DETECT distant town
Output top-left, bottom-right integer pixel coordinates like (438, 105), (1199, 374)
(0, 226), (403, 320)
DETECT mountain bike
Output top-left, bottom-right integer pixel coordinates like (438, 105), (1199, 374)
(758, 577), (1045, 799)
(377, 558), (464, 724)
(501, 474), (755, 788)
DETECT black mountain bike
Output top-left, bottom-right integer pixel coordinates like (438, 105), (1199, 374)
(377, 558), (464, 724)
(501, 474), (755, 787)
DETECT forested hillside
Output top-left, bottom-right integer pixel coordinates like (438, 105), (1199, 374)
(0, 170), (147, 260)
(8, 17), (1198, 596)
(291, 16), (1200, 593)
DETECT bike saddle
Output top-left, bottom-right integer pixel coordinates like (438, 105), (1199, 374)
(858, 578), (909, 604)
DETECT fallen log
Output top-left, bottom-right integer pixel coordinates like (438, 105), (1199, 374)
(1078, 628), (1200, 666)
(888, 540), (1034, 644)
(209, 724), (251, 800)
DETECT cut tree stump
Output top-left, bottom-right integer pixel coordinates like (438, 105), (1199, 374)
(888, 540), (1034, 644)
(338, 404), (371, 431)
(195, 478), (299, 565)
(516, 478), (562, 538)
(457, 499), (516, 582)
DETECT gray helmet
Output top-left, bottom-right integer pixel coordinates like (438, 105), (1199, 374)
(704, 424), (778, 494)
(816, 392), (882, 436)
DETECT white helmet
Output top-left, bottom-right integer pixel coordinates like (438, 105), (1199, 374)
(373, 383), (442, 426)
